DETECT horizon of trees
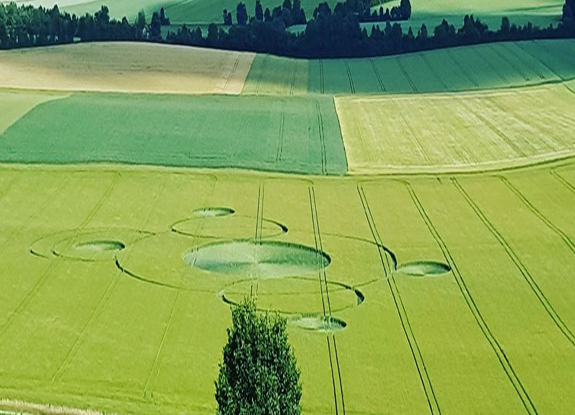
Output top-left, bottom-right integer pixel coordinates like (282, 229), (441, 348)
(0, 0), (574, 59)
(224, 0), (411, 27)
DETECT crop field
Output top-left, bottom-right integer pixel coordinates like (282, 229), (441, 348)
(336, 82), (575, 173)
(242, 40), (575, 95)
(0, 93), (347, 175)
(0, 43), (255, 95)
(1, 160), (575, 415)
(1, 36), (575, 415)
(3, 40), (574, 98)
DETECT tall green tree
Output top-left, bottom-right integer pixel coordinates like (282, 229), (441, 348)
(215, 299), (302, 415)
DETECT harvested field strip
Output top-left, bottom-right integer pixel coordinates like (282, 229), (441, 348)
(0, 43), (255, 95)
(413, 178), (575, 415)
(0, 93), (347, 175)
(335, 83), (575, 174)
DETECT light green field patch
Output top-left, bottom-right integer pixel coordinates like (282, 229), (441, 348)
(0, 93), (347, 175)
(242, 54), (308, 95)
(0, 91), (66, 135)
(335, 82), (575, 174)
(304, 40), (575, 95)
(1, 164), (575, 415)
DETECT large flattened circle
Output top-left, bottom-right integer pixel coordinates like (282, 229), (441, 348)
(117, 232), (382, 291)
(184, 240), (330, 278)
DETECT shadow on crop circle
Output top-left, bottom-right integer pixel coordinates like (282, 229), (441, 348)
(75, 240), (125, 252)
(193, 207), (235, 217)
(290, 315), (347, 332)
(396, 261), (451, 277)
(184, 240), (330, 278)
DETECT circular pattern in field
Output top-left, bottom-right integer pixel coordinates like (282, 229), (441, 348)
(74, 240), (125, 252)
(220, 277), (363, 315)
(184, 240), (330, 278)
(192, 207), (235, 217)
(396, 261), (451, 277)
(290, 315), (347, 332)
(30, 228), (152, 262)
(172, 216), (287, 240)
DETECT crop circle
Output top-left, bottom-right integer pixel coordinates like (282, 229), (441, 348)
(74, 240), (125, 252)
(396, 261), (451, 277)
(192, 207), (235, 217)
(290, 315), (347, 332)
(184, 240), (330, 278)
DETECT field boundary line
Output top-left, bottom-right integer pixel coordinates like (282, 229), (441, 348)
(496, 177), (575, 345)
(369, 59), (386, 92)
(344, 61), (356, 94)
(315, 101), (328, 175)
(319, 60), (325, 94)
(223, 54), (241, 94)
(357, 184), (440, 415)
(256, 54), (269, 94)
(406, 181), (538, 415)
(308, 187), (341, 415)
(251, 182), (265, 298)
(395, 58), (417, 92)
(276, 102), (286, 162)
(420, 54), (448, 91)
(52, 177), (169, 383)
(290, 60), (297, 95)
(551, 169), (575, 195)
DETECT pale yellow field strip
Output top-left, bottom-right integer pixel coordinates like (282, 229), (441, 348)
(336, 83), (575, 174)
(0, 91), (68, 135)
(0, 42), (255, 95)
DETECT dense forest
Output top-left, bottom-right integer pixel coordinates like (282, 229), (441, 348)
(0, 0), (574, 58)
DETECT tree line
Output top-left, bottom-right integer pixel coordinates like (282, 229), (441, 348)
(224, 0), (411, 27)
(167, 3), (575, 58)
(1, 0), (574, 58)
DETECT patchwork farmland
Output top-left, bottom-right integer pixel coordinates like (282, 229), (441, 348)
(0, 38), (575, 415)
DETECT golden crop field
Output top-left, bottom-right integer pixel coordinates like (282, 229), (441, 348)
(336, 82), (575, 174)
(0, 43), (255, 95)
